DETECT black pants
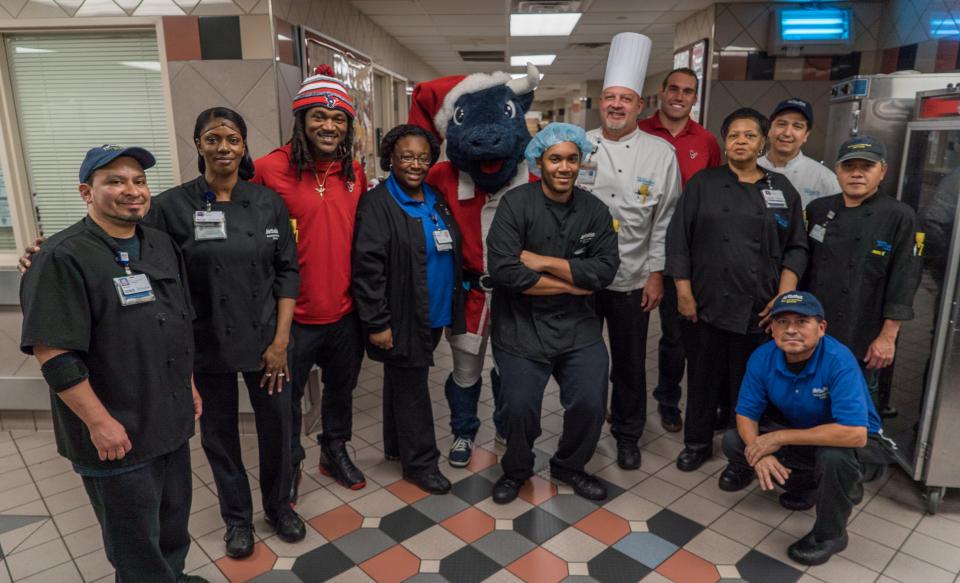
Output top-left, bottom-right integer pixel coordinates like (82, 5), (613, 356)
(596, 289), (651, 444)
(195, 369), (292, 524)
(496, 341), (609, 480)
(723, 429), (887, 541)
(290, 312), (364, 465)
(382, 328), (443, 477)
(655, 278), (684, 411)
(82, 443), (192, 583)
(681, 320), (766, 448)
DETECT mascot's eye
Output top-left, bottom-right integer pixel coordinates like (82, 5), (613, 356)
(454, 106), (465, 125)
(504, 101), (517, 119)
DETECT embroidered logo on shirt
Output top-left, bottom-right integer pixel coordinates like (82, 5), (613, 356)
(774, 213), (789, 229)
(578, 232), (596, 244)
(266, 227), (280, 240)
(689, 150), (698, 160)
(872, 240), (892, 256)
(811, 386), (830, 400)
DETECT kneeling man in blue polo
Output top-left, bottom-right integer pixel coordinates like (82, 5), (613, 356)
(719, 291), (891, 566)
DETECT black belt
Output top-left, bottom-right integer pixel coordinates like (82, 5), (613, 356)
(463, 271), (493, 292)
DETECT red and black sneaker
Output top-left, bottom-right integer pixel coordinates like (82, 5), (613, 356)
(319, 439), (366, 490)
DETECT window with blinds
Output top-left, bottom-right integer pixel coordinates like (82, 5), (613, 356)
(5, 31), (175, 236)
(0, 167), (14, 250)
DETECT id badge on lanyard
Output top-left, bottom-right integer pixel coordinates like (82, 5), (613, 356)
(577, 144), (599, 186)
(433, 228), (453, 252)
(761, 189), (788, 209)
(112, 251), (156, 306)
(809, 210), (835, 243)
(195, 192), (227, 240)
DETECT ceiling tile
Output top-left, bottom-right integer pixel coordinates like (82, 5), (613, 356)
(590, 0), (677, 12)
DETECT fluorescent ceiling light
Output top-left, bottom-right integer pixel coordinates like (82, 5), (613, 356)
(510, 13), (581, 36)
(15, 47), (53, 53)
(511, 54), (556, 67)
(119, 61), (161, 72)
(782, 18), (843, 25)
(511, 73), (545, 80)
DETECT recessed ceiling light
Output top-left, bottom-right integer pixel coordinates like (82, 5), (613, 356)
(511, 54), (556, 66)
(510, 13), (582, 36)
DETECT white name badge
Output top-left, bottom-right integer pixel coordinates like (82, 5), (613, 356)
(194, 210), (227, 240)
(761, 189), (788, 209)
(810, 224), (827, 243)
(113, 273), (156, 306)
(577, 161), (598, 186)
(433, 229), (453, 252)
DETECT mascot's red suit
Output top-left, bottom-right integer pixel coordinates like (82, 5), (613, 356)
(407, 65), (539, 463)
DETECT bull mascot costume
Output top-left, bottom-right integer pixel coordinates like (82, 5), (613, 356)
(408, 64), (540, 466)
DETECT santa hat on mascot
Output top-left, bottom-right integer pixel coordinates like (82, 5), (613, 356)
(408, 64), (540, 143)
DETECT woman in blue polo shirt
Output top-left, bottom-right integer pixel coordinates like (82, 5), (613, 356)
(352, 124), (465, 494)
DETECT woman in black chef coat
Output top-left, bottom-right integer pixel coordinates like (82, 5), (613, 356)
(664, 107), (808, 473)
(147, 108), (305, 556)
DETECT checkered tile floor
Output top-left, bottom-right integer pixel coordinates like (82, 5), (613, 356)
(0, 319), (958, 583)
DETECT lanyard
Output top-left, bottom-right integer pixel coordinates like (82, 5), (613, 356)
(116, 251), (133, 276)
(203, 191), (215, 212)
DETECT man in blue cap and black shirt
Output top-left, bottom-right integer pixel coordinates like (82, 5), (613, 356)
(20, 145), (207, 583)
(802, 136), (921, 410)
(716, 291), (892, 566)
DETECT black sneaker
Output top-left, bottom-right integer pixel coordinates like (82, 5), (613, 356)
(224, 524), (254, 558)
(320, 440), (366, 490)
(616, 440), (641, 470)
(550, 467), (607, 501)
(659, 406), (683, 433)
(492, 475), (525, 504)
(404, 471), (452, 495)
(787, 531), (848, 566)
(266, 509), (306, 543)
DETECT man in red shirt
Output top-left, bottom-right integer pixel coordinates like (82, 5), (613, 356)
(253, 65), (368, 498)
(638, 67), (722, 433)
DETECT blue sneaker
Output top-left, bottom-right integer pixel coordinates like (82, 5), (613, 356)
(448, 436), (474, 468)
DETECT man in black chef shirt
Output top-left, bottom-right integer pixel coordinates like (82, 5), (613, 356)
(802, 136), (922, 407)
(486, 123), (620, 504)
(20, 146), (207, 583)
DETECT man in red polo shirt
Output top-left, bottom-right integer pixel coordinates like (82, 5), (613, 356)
(638, 67), (722, 433)
(253, 65), (368, 499)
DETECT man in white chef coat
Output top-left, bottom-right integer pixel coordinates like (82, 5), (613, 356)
(577, 32), (682, 471)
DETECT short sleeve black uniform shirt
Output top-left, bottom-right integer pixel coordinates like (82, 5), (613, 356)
(20, 217), (196, 469)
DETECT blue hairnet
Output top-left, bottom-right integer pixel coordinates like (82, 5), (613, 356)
(525, 122), (594, 173)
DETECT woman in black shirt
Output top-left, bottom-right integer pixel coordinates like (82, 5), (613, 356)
(148, 108), (304, 556)
(665, 108), (808, 472)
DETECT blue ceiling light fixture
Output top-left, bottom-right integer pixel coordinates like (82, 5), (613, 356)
(779, 7), (851, 41)
(930, 17), (960, 38)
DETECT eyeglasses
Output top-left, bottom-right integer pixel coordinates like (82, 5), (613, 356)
(397, 154), (432, 165)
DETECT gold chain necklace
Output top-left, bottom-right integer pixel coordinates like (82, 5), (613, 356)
(312, 163), (335, 197)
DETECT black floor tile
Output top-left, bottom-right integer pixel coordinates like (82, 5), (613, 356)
(513, 506), (569, 545)
(438, 545), (501, 583)
(588, 547), (651, 583)
(646, 508), (704, 547)
(736, 549), (803, 583)
(291, 543), (353, 582)
(451, 473), (494, 505)
(379, 506), (436, 543)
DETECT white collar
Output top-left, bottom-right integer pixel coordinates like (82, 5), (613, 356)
(763, 151), (806, 169)
(458, 161), (531, 201)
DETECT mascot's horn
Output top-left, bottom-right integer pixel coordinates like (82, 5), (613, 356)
(506, 63), (540, 96)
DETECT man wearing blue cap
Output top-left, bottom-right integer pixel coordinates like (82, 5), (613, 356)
(20, 146), (207, 583)
(802, 136), (921, 410)
(717, 291), (891, 566)
(759, 98), (841, 208)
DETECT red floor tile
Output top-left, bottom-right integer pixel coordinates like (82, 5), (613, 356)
(575, 508), (630, 545)
(507, 547), (568, 583)
(467, 446), (498, 472)
(441, 506), (495, 543)
(518, 475), (557, 506)
(359, 544), (420, 583)
(386, 478), (431, 504)
(308, 504), (363, 541)
(656, 549), (720, 583)
(214, 541), (276, 583)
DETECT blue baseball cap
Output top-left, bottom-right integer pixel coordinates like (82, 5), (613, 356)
(771, 98), (814, 128)
(770, 291), (825, 319)
(79, 145), (156, 183)
(837, 136), (886, 163)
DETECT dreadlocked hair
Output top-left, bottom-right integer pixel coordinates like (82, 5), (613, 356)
(289, 109), (356, 185)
